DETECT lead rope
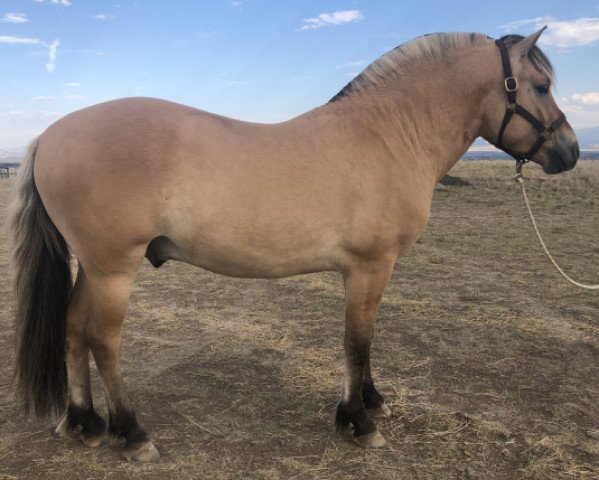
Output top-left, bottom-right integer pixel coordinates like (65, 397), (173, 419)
(514, 163), (599, 290)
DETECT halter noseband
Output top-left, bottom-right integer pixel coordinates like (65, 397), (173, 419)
(492, 39), (566, 164)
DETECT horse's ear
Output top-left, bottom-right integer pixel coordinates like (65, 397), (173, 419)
(512, 26), (547, 59)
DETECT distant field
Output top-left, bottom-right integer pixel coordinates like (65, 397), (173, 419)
(0, 160), (597, 479)
(0, 161), (20, 169)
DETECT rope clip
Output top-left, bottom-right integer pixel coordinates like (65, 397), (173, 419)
(514, 160), (525, 183)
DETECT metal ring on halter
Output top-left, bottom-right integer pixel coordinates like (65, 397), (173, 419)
(504, 76), (518, 92)
(540, 128), (553, 140)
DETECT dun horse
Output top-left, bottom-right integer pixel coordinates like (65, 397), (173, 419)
(10, 29), (579, 461)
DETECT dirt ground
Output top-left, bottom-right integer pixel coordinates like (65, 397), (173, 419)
(0, 161), (597, 479)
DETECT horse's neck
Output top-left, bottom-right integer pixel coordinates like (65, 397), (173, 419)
(319, 49), (492, 185)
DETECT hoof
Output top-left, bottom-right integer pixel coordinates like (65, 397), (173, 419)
(335, 423), (352, 439)
(368, 404), (392, 418)
(53, 407), (106, 448)
(353, 430), (386, 448)
(53, 420), (105, 448)
(123, 441), (160, 462)
(81, 433), (105, 448)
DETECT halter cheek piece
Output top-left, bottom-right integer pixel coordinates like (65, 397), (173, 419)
(491, 39), (567, 165)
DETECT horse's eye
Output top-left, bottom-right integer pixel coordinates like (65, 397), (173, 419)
(534, 84), (550, 96)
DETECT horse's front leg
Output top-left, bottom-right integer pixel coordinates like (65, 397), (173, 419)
(335, 258), (395, 448)
(363, 356), (392, 418)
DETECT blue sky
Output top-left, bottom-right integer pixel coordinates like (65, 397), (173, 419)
(1, 0), (598, 149)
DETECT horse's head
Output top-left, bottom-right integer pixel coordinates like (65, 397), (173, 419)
(481, 27), (579, 174)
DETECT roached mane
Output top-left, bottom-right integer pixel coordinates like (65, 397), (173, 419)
(329, 32), (554, 103)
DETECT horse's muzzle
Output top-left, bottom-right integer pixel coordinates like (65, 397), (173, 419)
(542, 137), (579, 174)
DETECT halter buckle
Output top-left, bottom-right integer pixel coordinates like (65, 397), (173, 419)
(504, 77), (518, 93)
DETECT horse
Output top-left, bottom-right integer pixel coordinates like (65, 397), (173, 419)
(10, 28), (579, 461)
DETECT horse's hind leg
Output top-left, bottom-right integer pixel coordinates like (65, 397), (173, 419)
(80, 252), (159, 462)
(54, 266), (106, 447)
(335, 258), (395, 448)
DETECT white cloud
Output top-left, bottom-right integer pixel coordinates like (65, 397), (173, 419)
(46, 39), (59, 73)
(63, 82), (81, 87)
(94, 14), (115, 21)
(5, 110), (62, 118)
(0, 35), (41, 45)
(0, 109), (64, 148)
(0, 35), (62, 73)
(51, 0), (72, 6)
(561, 105), (599, 127)
(33, 94), (83, 102)
(1, 13), (29, 23)
(33, 96), (59, 102)
(501, 17), (546, 31)
(230, 1), (242, 9)
(301, 10), (363, 30)
(571, 92), (599, 105)
(501, 16), (599, 47)
(34, 0), (72, 5)
(224, 80), (250, 87)
(560, 93), (599, 128)
(336, 59), (368, 69)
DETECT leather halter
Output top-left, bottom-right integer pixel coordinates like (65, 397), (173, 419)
(492, 39), (566, 163)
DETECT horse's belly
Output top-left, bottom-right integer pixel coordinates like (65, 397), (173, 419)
(157, 226), (339, 278)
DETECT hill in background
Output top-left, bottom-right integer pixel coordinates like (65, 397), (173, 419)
(471, 126), (598, 151)
(467, 125), (599, 160)
(574, 126), (599, 149)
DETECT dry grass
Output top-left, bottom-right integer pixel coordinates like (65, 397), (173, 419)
(0, 160), (597, 479)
